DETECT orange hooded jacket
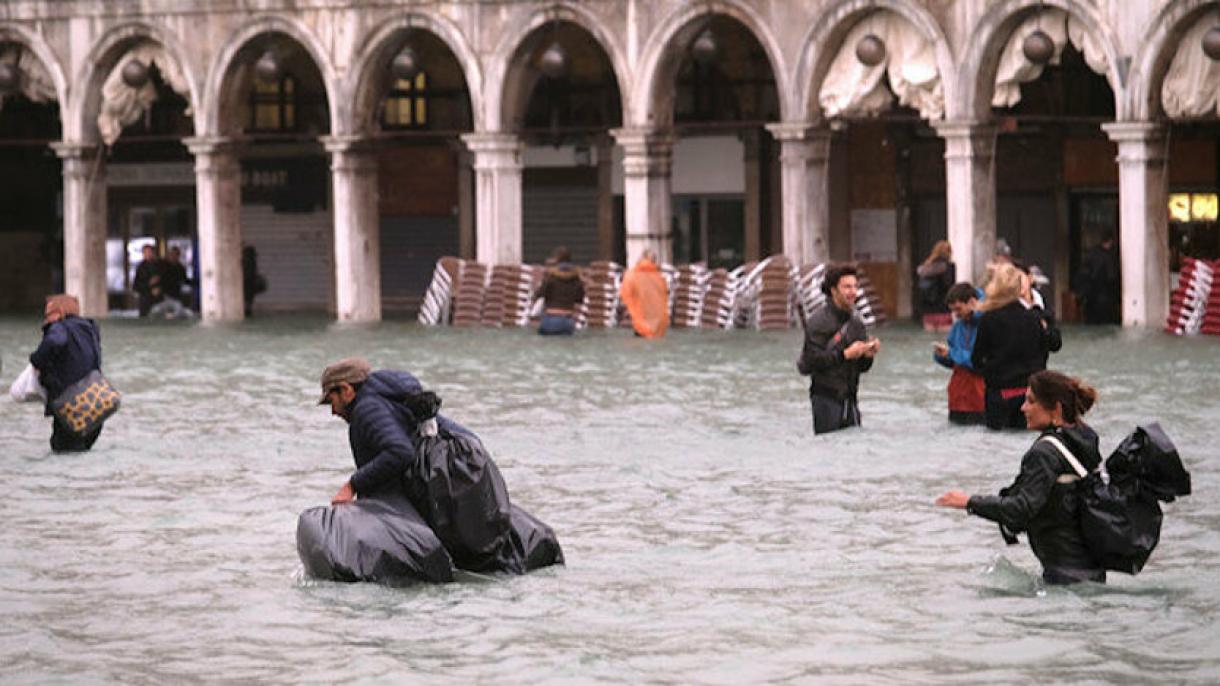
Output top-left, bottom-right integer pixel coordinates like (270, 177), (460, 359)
(620, 258), (669, 338)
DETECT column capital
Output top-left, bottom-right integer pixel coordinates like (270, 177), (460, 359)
(184, 136), (244, 157)
(460, 132), (523, 171)
(320, 134), (377, 155)
(930, 119), (997, 139)
(763, 121), (831, 142)
(50, 140), (102, 161)
(1102, 121), (1168, 165)
(609, 127), (675, 153)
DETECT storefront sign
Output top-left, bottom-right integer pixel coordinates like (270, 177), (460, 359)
(1169, 193), (1218, 223)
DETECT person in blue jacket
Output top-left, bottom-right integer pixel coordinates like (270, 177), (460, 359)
(933, 283), (985, 425)
(29, 294), (105, 452)
(317, 357), (470, 504)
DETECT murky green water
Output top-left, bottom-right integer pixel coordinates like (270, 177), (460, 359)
(1, 317), (1217, 683)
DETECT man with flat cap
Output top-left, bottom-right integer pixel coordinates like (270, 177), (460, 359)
(318, 357), (471, 505)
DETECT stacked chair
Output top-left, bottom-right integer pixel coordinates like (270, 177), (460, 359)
(581, 261), (623, 328)
(450, 261), (488, 327)
(417, 256), (459, 325)
(481, 265), (541, 328)
(1198, 261), (1220, 337)
(1164, 257), (1213, 336)
(670, 264), (709, 329)
(699, 267), (739, 329)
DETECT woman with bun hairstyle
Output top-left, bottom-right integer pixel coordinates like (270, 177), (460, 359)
(936, 370), (1106, 585)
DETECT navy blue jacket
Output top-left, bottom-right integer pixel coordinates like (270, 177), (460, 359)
(347, 370), (471, 497)
(29, 315), (102, 412)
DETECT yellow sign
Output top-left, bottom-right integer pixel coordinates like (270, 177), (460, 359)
(1168, 193), (1218, 222)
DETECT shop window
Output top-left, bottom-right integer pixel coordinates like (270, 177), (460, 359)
(250, 76), (296, 131)
(383, 72), (429, 129)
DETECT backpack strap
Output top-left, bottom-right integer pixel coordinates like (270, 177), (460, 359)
(1039, 435), (1088, 482)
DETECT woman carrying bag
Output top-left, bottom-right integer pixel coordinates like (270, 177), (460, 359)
(29, 294), (119, 452)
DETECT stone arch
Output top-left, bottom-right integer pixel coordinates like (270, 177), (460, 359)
(957, 0), (1126, 121)
(1128, 0), (1220, 120)
(0, 23), (69, 107)
(344, 10), (484, 134)
(484, 2), (631, 132)
(633, 0), (792, 128)
(66, 20), (200, 142)
(201, 14), (337, 137)
(794, 0), (955, 122)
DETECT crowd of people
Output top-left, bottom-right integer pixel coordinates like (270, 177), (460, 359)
(15, 231), (1174, 588)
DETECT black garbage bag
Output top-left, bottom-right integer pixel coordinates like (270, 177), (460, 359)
(495, 504), (565, 574)
(296, 493), (455, 584)
(1078, 422), (1191, 575)
(405, 422), (513, 572)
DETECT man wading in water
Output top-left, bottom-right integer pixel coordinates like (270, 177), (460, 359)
(797, 263), (880, 434)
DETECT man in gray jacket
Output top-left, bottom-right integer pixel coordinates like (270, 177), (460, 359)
(797, 264), (880, 434)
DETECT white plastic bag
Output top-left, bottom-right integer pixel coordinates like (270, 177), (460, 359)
(9, 363), (47, 403)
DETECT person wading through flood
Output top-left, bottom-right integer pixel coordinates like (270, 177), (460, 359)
(936, 370), (1106, 585)
(797, 263), (880, 434)
(933, 282), (985, 425)
(534, 246), (585, 336)
(29, 294), (107, 452)
(971, 262), (1053, 430)
(620, 248), (669, 338)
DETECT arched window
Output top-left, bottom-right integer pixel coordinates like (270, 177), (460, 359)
(250, 75), (296, 131)
(383, 72), (429, 129)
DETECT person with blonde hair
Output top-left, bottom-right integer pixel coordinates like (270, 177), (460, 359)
(971, 263), (1053, 430)
(916, 240), (955, 331)
(29, 294), (107, 452)
(937, 370), (1106, 585)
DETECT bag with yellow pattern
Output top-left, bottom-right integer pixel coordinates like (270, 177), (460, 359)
(50, 369), (121, 436)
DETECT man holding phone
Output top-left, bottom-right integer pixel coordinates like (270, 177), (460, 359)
(797, 264), (881, 434)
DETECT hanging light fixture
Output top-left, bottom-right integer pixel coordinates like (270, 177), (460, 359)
(539, 42), (567, 79)
(1023, 2), (1054, 65)
(855, 34), (887, 66)
(121, 59), (150, 88)
(0, 62), (20, 94)
(1203, 26), (1220, 61)
(692, 29), (718, 65)
(392, 45), (420, 81)
(254, 49), (283, 84)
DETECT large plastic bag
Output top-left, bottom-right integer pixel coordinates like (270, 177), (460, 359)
(296, 493), (455, 584)
(9, 363), (46, 403)
(405, 425), (513, 572)
(495, 504), (565, 574)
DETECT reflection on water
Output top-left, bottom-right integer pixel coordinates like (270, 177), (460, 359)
(1, 317), (1217, 682)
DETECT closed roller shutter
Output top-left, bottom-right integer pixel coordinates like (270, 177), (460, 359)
(523, 182), (599, 264)
(242, 205), (332, 310)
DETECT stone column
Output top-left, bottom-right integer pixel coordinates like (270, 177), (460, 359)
(765, 122), (832, 266)
(611, 128), (675, 265)
(185, 137), (244, 322)
(323, 135), (381, 322)
(1103, 122), (1170, 328)
(456, 147), (475, 260)
(932, 120), (996, 285)
(460, 132), (523, 265)
(51, 142), (108, 317)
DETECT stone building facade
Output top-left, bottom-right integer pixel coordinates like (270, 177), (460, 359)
(0, 0), (1217, 326)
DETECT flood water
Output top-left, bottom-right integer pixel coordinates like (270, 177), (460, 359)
(0, 316), (1217, 683)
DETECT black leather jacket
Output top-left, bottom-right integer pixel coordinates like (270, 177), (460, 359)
(968, 425), (1105, 582)
(796, 302), (873, 401)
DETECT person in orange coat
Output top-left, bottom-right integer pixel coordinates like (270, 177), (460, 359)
(620, 249), (669, 338)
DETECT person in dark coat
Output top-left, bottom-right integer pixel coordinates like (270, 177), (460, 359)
(242, 245), (268, 317)
(160, 246), (189, 305)
(318, 357), (472, 504)
(131, 244), (163, 317)
(937, 370), (1106, 585)
(797, 263), (880, 434)
(972, 263), (1053, 430)
(534, 246), (585, 336)
(916, 240), (955, 331)
(1075, 235), (1120, 324)
(29, 294), (105, 452)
